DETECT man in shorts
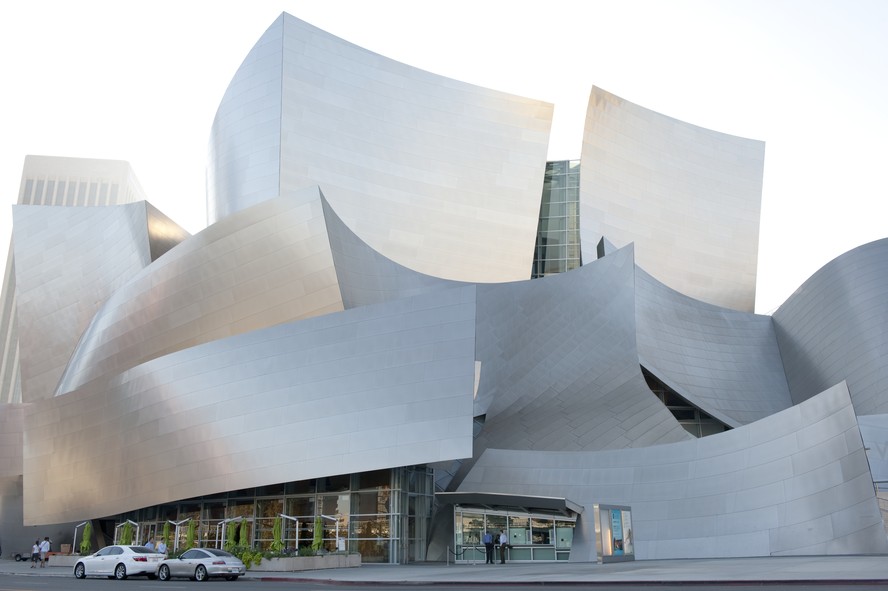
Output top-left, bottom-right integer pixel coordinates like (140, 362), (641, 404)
(38, 537), (50, 567)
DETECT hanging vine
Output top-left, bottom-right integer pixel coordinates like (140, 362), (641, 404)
(80, 522), (92, 555)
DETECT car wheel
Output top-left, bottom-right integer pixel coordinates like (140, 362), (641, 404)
(14, 553), (22, 562)
(225, 575), (239, 581)
(74, 562), (86, 579)
(114, 563), (127, 580)
(194, 564), (208, 582)
(158, 564), (171, 581)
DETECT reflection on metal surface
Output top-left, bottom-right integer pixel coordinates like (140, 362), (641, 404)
(208, 14), (552, 284)
(580, 87), (765, 312)
(773, 238), (888, 413)
(459, 382), (888, 560)
(13, 202), (186, 402)
(56, 187), (342, 395)
(26, 286), (477, 524)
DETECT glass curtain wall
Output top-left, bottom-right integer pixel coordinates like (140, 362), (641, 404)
(532, 160), (581, 278)
(117, 466), (434, 564)
(453, 507), (576, 562)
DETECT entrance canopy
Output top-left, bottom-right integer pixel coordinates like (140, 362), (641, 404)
(437, 492), (584, 517)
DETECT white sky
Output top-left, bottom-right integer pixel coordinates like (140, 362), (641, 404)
(1, 0), (886, 314)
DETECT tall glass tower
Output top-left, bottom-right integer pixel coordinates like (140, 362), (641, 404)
(531, 160), (581, 278)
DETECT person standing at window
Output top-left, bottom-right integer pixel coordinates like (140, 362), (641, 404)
(482, 531), (494, 564)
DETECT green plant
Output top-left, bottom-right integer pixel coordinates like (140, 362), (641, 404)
(120, 521), (133, 545)
(185, 520), (196, 549)
(238, 518), (249, 547)
(241, 548), (263, 569)
(311, 516), (323, 551)
(80, 522), (92, 555)
(225, 521), (238, 551)
(162, 522), (171, 549)
(228, 545), (263, 569)
(271, 516), (283, 552)
(298, 545), (316, 557)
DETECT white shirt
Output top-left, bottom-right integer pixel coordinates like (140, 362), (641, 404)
(38, 540), (50, 553)
(499, 532), (507, 545)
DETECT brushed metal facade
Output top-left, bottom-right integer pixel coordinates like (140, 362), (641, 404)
(457, 382), (888, 560)
(56, 187), (343, 395)
(859, 414), (888, 485)
(322, 194), (463, 310)
(0, 403), (24, 480)
(0, 404), (26, 550)
(6, 12), (888, 563)
(12, 202), (187, 402)
(25, 286), (476, 525)
(208, 13), (552, 284)
(443, 245), (693, 491)
(635, 267), (792, 427)
(0, 156), (151, 405)
(473, 245), (690, 450)
(579, 87), (765, 312)
(773, 238), (888, 413)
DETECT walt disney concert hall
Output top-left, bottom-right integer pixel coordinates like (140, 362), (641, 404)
(2, 12), (888, 564)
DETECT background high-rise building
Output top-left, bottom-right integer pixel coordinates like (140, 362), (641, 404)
(0, 156), (149, 404)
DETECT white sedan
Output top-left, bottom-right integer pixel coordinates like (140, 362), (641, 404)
(73, 545), (166, 580)
(156, 548), (246, 581)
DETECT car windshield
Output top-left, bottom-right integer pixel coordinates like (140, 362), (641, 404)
(128, 546), (155, 553)
(205, 549), (235, 557)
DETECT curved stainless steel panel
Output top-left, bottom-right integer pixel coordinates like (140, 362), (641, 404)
(458, 382), (888, 560)
(25, 286), (476, 524)
(859, 413), (888, 484)
(444, 245), (691, 490)
(580, 87), (765, 312)
(0, 403), (24, 479)
(475, 245), (689, 449)
(206, 15), (283, 223)
(0, 156), (153, 405)
(12, 203), (159, 402)
(322, 195), (463, 309)
(635, 267), (792, 426)
(773, 238), (888, 414)
(56, 187), (343, 395)
(208, 14), (552, 284)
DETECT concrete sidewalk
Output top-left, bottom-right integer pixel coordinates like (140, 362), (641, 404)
(3, 555), (888, 585)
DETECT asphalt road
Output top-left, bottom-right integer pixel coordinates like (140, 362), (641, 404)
(2, 574), (888, 591)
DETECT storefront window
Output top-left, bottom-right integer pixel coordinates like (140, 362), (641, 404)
(454, 508), (575, 563)
(121, 467), (428, 564)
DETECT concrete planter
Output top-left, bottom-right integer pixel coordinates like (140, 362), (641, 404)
(46, 555), (79, 568)
(249, 553), (361, 572)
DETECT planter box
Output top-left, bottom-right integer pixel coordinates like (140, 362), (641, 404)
(249, 553), (361, 572)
